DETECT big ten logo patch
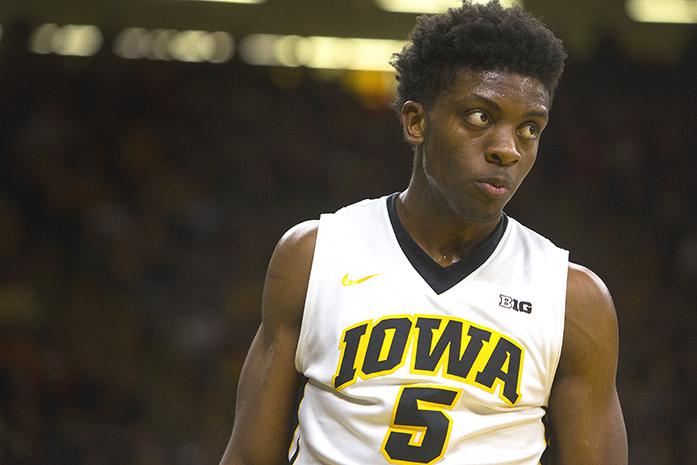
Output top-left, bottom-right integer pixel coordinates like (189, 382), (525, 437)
(499, 294), (532, 314)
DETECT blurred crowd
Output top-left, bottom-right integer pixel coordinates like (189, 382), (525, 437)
(0, 24), (695, 465)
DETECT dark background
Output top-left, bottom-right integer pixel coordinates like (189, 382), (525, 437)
(0, 1), (696, 464)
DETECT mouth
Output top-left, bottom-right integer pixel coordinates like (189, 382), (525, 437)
(475, 176), (512, 198)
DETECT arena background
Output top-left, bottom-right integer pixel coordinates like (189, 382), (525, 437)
(0, 0), (695, 464)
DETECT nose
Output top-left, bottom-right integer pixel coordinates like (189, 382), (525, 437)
(485, 127), (521, 167)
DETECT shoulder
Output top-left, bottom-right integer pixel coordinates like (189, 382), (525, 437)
(559, 263), (619, 376)
(565, 263), (616, 327)
(266, 219), (319, 294)
(271, 220), (319, 268)
(261, 220), (319, 333)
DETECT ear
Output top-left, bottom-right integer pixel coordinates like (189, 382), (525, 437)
(400, 100), (426, 146)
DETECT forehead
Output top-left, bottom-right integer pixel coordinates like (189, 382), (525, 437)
(436, 68), (551, 111)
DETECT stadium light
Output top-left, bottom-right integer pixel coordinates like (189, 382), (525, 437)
(626, 0), (697, 23)
(375, 0), (523, 14)
(113, 27), (234, 63)
(239, 34), (407, 72)
(29, 24), (103, 57)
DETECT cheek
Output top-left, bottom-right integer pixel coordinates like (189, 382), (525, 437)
(523, 148), (538, 171)
(422, 122), (484, 180)
(424, 138), (461, 180)
(514, 151), (538, 184)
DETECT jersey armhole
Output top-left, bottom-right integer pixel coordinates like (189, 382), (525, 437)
(544, 249), (569, 405)
(294, 213), (331, 373)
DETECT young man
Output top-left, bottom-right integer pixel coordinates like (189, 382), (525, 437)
(220, 2), (628, 464)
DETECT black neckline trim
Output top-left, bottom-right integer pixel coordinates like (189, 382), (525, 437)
(386, 193), (508, 295)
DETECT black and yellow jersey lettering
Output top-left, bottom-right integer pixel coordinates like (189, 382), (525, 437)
(333, 314), (524, 406)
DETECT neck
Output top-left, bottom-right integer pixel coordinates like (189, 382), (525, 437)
(397, 171), (502, 267)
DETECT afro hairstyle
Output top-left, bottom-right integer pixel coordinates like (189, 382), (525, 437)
(390, 0), (567, 111)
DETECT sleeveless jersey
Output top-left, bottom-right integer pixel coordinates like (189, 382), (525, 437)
(290, 194), (568, 465)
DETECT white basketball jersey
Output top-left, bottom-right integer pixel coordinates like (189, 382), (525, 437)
(290, 194), (568, 465)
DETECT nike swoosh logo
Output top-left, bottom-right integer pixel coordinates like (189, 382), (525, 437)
(341, 273), (381, 286)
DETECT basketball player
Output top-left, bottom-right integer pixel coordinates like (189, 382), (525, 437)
(220, 2), (628, 464)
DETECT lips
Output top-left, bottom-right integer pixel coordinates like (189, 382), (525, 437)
(475, 175), (513, 198)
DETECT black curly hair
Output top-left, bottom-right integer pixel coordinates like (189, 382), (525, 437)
(391, 0), (567, 111)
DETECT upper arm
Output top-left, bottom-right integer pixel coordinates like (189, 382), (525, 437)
(220, 220), (318, 465)
(547, 263), (628, 465)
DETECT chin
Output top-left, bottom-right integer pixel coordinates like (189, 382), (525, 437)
(453, 203), (504, 224)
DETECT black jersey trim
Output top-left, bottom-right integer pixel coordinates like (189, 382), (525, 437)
(288, 376), (309, 463)
(290, 376), (309, 430)
(540, 406), (552, 465)
(289, 436), (301, 465)
(386, 192), (508, 295)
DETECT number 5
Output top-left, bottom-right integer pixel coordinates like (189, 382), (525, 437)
(381, 385), (463, 465)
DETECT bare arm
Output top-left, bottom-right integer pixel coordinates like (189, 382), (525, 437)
(219, 220), (318, 465)
(547, 263), (628, 465)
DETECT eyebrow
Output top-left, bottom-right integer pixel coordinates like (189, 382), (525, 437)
(466, 94), (549, 120)
(524, 109), (550, 119)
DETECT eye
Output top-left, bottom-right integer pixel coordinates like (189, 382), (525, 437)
(464, 110), (491, 127)
(517, 123), (539, 141)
